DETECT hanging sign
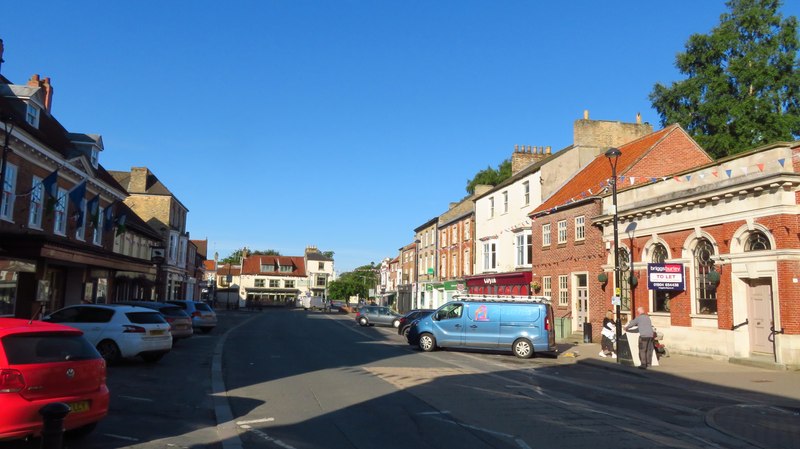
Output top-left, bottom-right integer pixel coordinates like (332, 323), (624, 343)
(648, 263), (685, 291)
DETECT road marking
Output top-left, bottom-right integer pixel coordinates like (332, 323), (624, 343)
(428, 414), (531, 448)
(103, 433), (139, 441)
(237, 422), (296, 449)
(236, 418), (274, 425)
(117, 395), (154, 402)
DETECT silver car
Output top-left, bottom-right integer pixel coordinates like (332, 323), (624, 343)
(167, 300), (217, 333)
(355, 305), (401, 328)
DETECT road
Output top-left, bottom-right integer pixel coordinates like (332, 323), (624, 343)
(4, 308), (796, 449)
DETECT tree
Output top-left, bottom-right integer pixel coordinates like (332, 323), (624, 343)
(220, 248), (281, 264)
(327, 264), (378, 301)
(465, 159), (512, 194)
(650, 0), (800, 158)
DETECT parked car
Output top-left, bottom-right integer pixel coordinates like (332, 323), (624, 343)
(406, 296), (557, 358)
(167, 300), (217, 333)
(0, 318), (109, 441)
(44, 304), (172, 364)
(397, 309), (435, 337)
(117, 301), (193, 343)
(355, 305), (401, 328)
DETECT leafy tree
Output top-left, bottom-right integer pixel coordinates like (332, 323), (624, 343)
(327, 264), (378, 301)
(650, 0), (800, 158)
(321, 250), (334, 260)
(220, 248), (281, 264)
(466, 159), (512, 194)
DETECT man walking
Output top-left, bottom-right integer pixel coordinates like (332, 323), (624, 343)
(625, 306), (654, 369)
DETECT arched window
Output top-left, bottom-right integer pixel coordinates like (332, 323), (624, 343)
(745, 231), (771, 251)
(652, 243), (670, 312)
(619, 248), (631, 312)
(694, 238), (717, 314)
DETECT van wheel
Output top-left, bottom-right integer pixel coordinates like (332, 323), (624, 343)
(419, 333), (436, 352)
(358, 317), (368, 326)
(512, 338), (533, 359)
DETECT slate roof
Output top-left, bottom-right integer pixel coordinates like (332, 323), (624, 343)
(242, 255), (307, 277)
(532, 125), (704, 216)
(306, 252), (332, 262)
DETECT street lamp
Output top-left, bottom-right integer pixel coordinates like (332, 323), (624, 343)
(605, 147), (623, 364)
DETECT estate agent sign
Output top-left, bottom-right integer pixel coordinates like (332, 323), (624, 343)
(647, 263), (685, 291)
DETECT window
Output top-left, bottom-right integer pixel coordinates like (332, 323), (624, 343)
(465, 221), (471, 240)
(441, 254), (447, 278)
(316, 275), (326, 287)
(25, 103), (40, 128)
(75, 199), (86, 240)
(441, 230), (447, 247)
(558, 275), (568, 306)
(436, 303), (463, 321)
(523, 181), (530, 206)
(285, 280), (294, 288)
(451, 253), (457, 277)
(515, 232), (532, 266)
(502, 191), (508, 213)
(93, 206), (104, 245)
(575, 216), (585, 241)
(619, 248), (631, 312)
(557, 220), (567, 244)
(53, 187), (67, 235)
(483, 242), (496, 270)
(652, 243), (671, 312)
(318, 262), (325, 270)
(745, 231), (771, 251)
(489, 197), (495, 218)
(169, 234), (178, 261)
(694, 238), (717, 314)
(280, 265), (293, 272)
(255, 279), (265, 287)
(543, 276), (552, 299)
(463, 250), (470, 276)
(452, 226), (458, 242)
(542, 223), (551, 246)
(28, 175), (43, 228)
(90, 148), (99, 168)
(1, 163), (17, 221)
(269, 280), (280, 288)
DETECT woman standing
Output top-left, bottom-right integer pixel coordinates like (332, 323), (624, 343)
(599, 310), (617, 358)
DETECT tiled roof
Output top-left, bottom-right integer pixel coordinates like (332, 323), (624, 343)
(191, 239), (208, 258)
(532, 125), (704, 216)
(203, 260), (216, 271)
(242, 255), (307, 277)
(217, 264), (241, 276)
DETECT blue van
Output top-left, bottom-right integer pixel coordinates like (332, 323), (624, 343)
(406, 296), (557, 358)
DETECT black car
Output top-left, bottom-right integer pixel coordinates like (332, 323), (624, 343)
(397, 309), (435, 337)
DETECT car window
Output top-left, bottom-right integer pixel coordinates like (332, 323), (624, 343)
(126, 312), (167, 324)
(46, 307), (81, 323)
(158, 306), (186, 317)
(83, 307), (114, 323)
(437, 303), (463, 320)
(168, 301), (188, 310)
(2, 333), (101, 364)
(194, 303), (212, 312)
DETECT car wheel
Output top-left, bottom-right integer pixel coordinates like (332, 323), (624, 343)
(97, 340), (121, 365)
(392, 319), (400, 328)
(358, 317), (368, 326)
(512, 338), (534, 359)
(142, 353), (165, 363)
(402, 327), (410, 337)
(419, 333), (436, 352)
(201, 327), (214, 334)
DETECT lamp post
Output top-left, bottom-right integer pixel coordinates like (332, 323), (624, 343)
(605, 147), (623, 364)
(0, 115), (15, 216)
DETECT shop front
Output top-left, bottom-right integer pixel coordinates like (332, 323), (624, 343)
(425, 280), (467, 309)
(465, 271), (533, 297)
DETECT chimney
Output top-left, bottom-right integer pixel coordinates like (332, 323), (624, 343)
(511, 144), (551, 174)
(26, 74), (55, 113)
(129, 167), (149, 193)
(636, 112), (642, 124)
(473, 184), (493, 197)
(583, 109), (589, 120)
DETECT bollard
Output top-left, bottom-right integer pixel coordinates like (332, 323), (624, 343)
(39, 402), (71, 449)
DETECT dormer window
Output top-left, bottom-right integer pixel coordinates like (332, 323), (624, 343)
(25, 103), (40, 128)
(91, 148), (99, 168)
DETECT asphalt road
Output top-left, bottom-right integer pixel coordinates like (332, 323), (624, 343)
(4, 308), (791, 449)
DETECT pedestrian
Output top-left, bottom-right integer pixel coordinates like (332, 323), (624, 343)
(625, 306), (655, 369)
(599, 310), (617, 358)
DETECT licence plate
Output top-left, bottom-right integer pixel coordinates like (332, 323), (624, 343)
(150, 329), (166, 336)
(68, 401), (90, 413)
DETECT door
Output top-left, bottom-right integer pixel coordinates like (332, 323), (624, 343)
(464, 303), (499, 348)
(747, 279), (773, 355)
(432, 303), (465, 347)
(575, 274), (588, 329)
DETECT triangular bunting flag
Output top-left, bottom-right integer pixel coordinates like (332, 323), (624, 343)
(757, 163), (764, 172)
(778, 158), (786, 167)
(673, 176), (682, 182)
(740, 166), (749, 175)
(685, 175), (692, 182)
(629, 177), (635, 185)
(712, 171), (719, 177)
(725, 169), (732, 178)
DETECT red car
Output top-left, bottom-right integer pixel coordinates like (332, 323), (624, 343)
(0, 318), (109, 441)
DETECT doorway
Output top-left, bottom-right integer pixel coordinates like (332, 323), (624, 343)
(575, 274), (588, 328)
(746, 278), (773, 355)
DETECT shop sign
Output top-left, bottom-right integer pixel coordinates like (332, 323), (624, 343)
(647, 263), (685, 291)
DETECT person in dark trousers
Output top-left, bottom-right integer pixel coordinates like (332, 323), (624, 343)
(625, 306), (655, 369)
(599, 310), (617, 358)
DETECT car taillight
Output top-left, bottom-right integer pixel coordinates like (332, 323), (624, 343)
(545, 316), (551, 331)
(192, 311), (201, 318)
(355, 312), (361, 317)
(123, 325), (146, 333)
(165, 317), (176, 323)
(0, 369), (25, 393)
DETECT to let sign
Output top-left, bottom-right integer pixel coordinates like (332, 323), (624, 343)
(647, 263), (685, 291)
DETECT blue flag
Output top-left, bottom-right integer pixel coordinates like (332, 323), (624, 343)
(68, 180), (87, 223)
(103, 204), (114, 232)
(42, 170), (59, 213)
(87, 194), (100, 228)
(115, 213), (127, 236)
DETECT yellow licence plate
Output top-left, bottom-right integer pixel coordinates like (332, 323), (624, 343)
(150, 330), (166, 336)
(68, 401), (90, 413)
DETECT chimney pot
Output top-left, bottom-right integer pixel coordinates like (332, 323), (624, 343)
(636, 112), (642, 124)
(583, 109), (589, 120)
(546, 146), (552, 154)
(514, 144), (519, 153)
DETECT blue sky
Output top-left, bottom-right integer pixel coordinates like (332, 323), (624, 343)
(2, 1), (798, 273)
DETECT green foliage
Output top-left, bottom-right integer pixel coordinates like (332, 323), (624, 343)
(327, 264), (378, 301)
(321, 250), (334, 260)
(466, 159), (512, 194)
(220, 248), (281, 264)
(650, 0), (800, 158)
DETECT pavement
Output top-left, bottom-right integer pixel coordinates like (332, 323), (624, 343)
(558, 339), (800, 449)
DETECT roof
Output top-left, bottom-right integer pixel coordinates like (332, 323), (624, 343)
(532, 125), (709, 216)
(108, 169), (175, 196)
(191, 239), (208, 258)
(242, 255), (307, 277)
(306, 252), (332, 262)
(0, 318), (82, 336)
(203, 260), (217, 271)
(217, 264), (241, 276)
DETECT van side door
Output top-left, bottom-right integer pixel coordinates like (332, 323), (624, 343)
(498, 304), (542, 349)
(431, 303), (465, 347)
(464, 303), (500, 348)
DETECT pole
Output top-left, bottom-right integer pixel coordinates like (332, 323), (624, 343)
(605, 147), (623, 364)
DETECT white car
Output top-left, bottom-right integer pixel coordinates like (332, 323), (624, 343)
(44, 304), (172, 364)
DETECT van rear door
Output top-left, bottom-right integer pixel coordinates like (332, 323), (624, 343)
(464, 303), (499, 348)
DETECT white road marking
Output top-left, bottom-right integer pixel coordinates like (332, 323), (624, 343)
(103, 433), (140, 441)
(237, 421), (296, 449)
(117, 395), (154, 402)
(236, 417), (275, 425)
